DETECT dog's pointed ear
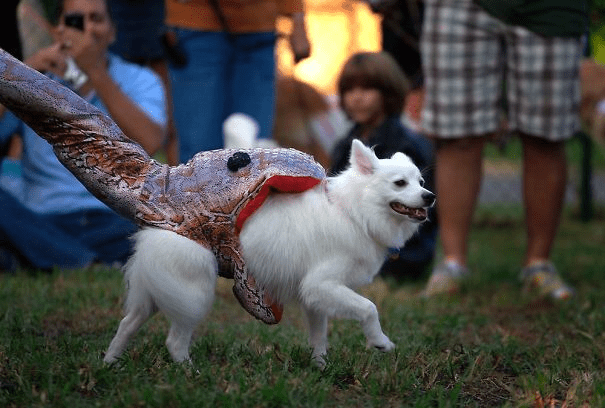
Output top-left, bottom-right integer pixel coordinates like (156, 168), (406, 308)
(350, 139), (377, 175)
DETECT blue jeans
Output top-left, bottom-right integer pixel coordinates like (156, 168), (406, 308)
(0, 188), (137, 270)
(168, 29), (276, 162)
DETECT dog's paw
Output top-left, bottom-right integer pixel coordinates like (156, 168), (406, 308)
(368, 334), (395, 352)
(103, 352), (118, 365)
(311, 353), (327, 370)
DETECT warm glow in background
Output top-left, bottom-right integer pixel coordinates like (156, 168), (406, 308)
(276, 0), (381, 97)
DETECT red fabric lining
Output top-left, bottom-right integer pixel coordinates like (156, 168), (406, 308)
(235, 175), (321, 232)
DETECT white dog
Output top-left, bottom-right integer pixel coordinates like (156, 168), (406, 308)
(103, 140), (435, 365)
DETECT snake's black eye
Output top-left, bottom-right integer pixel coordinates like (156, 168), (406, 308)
(227, 152), (251, 172)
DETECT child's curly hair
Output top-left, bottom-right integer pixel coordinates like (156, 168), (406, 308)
(337, 51), (410, 117)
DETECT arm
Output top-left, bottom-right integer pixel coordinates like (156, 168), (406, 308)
(85, 65), (166, 155)
(289, 12), (310, 64)
(66, 29), (166, 155)
(278, 0), (310, 64)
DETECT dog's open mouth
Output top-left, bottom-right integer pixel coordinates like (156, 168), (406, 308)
(390, 202), (428, 221)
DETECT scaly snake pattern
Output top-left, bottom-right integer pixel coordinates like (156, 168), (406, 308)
(0, 49), (325, 324)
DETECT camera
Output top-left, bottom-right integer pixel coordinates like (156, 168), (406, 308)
(63, 57), (88, 90)
(64, 13), (84, 31)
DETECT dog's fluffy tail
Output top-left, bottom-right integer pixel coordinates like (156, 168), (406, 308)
(124, 228), (217, 327)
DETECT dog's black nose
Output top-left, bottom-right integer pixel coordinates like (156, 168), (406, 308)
(422, 191), (436, 207)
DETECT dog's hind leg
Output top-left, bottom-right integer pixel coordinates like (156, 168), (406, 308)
(158, 255), (216, 362)
(162, 281), (215, 362)
(105, 228), (217, 363)
(128, 228), (217, 362)
(104, 235), (158, 364)
(165, 321), (197, 362)
(162, 264), (216, 362)
(104, 302), (155, 363)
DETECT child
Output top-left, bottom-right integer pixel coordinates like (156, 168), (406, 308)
(330, 51), (437, 281)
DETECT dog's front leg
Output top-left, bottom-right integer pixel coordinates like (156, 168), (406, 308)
(300, 274), (395, 354)
(303, 307), (329, 367)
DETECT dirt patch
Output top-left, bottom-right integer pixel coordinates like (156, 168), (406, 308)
(41, 307), (121, 337)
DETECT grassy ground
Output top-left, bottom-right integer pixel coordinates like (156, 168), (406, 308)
(482, 133), (605, 170)
(1, 205), (605, 407)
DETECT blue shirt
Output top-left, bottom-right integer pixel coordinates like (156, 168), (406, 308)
(0, 53), (167, 215)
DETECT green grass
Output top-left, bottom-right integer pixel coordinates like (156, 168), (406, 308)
(482, 134), (605, 170)
(2, 207), (605, 407)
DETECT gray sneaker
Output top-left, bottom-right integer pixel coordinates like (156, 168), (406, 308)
(423, 260), (470, 297)
(520, 261), (574, 300)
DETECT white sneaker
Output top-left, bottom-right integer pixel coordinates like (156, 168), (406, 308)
(423, 260), (470, 297)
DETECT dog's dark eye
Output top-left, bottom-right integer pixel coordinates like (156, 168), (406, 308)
(394, 179), (407, 187)
(419, 179), (425, 187)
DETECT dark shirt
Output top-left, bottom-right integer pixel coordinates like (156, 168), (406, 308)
(475, 0), (588, 38)
(329, 115), (437, 274)
(330, 115), (433, 190)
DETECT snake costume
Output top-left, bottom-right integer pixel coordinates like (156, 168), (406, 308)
(0, 49), (325, 324)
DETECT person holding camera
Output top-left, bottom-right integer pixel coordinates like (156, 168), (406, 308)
(0, 0), (167, 272)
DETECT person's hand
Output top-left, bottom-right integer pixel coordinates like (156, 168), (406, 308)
(289, 12), (310, 64)
(61, 26), (107, 78)
(24, 43), (68, 77)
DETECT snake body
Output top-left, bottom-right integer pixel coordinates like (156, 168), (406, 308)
(0, 49), (325, 323)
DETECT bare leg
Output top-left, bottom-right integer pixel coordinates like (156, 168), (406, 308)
(434, 137), (486, 265)
(520, 134), (567, 266)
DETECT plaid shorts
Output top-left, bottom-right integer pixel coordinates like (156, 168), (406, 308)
(420, 0), (583, 141)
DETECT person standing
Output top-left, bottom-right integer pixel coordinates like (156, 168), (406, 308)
(164, 0), (311, 162)
(420, 0), (588, 299)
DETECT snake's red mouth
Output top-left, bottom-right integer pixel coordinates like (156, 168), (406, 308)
(390, 202), (428, 221)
